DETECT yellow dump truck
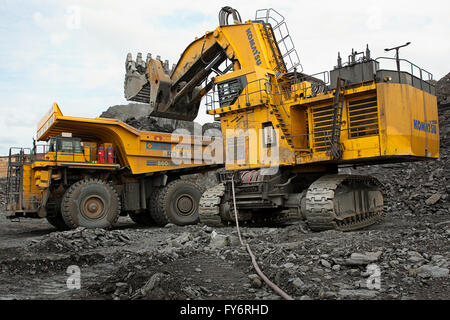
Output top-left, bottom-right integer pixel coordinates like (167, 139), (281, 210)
(5, 103), (222, 230)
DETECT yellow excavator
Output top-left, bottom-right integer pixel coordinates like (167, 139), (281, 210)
(124, 7), (439, 231)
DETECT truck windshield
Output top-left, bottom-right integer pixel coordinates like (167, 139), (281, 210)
(48, 137), (83, 153)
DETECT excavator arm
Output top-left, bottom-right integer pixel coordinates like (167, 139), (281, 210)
(124, 7), (291, 121)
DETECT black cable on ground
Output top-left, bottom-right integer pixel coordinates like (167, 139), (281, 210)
(231, 177), (293, 300)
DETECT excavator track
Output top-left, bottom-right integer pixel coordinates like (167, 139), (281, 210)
(305, 174), (386, 231)
(198, 183), (226, 227)
(199, 174), (386, 232)
(198, 183), (294, 227)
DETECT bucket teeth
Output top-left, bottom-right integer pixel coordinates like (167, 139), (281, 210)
(125, 52), (137, 74)
(124, 52), (175, 102)
(136, 52), (146, 73)
(125, 52), (156, 75)
(163, 60), (170, 74)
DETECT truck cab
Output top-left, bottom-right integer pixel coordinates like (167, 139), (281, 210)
(45, 135), (88, 163)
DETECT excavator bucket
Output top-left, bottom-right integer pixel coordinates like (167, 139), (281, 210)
(124, 53), (156, 104)
(124, 53), (202, 121)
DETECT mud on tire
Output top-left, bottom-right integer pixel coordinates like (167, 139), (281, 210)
(149, 180), (201, 226)
(61, 179), (121, 229)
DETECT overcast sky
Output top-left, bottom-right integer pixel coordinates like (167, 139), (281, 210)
(0, 0), (449, 155)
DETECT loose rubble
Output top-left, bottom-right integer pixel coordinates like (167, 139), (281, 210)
(28, 227), (134, 253)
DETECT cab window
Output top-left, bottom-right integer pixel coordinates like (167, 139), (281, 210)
(50, 137), (83, 153)
(60, 140), (74, 153)
(73, 140), (83, 153)
(48, 138), (56, 152)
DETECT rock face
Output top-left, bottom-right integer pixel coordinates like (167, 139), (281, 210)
(434, 72), (450, 106)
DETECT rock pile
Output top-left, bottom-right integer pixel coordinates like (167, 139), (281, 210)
(100, 103), (222, 135)
(29, 227), (133, 253)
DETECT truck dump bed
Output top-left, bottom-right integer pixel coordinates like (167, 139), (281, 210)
(37, 103), (223, 175)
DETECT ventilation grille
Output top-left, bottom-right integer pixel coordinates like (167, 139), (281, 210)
(311, 104), (333, 152)
(348, 96), (379, 138)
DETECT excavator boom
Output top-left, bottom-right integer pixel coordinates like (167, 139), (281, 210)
(124, 7), (299, 120)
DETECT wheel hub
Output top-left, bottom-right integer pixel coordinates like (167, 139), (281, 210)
(176, 195), (195, 216)
(81, 196), (106, 220)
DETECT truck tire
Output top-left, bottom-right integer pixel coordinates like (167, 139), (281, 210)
(128, 211), (155, 226)
(149, 180), (201, 226)
(61, 179), (121, 229)
(45, 197), (70, 231)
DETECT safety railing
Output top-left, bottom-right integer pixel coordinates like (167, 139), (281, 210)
(8, 147), (33, 166)
(254, 8), (302, 74)
(5, 148), (32, 212)
(32, 144), (118, 164)
(272, 71), (330, 103)
(375, 57), (433, 81)
(206, 78), (271, 112)
(375, 57), (434, 93)
(206, 71), (330, 112)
